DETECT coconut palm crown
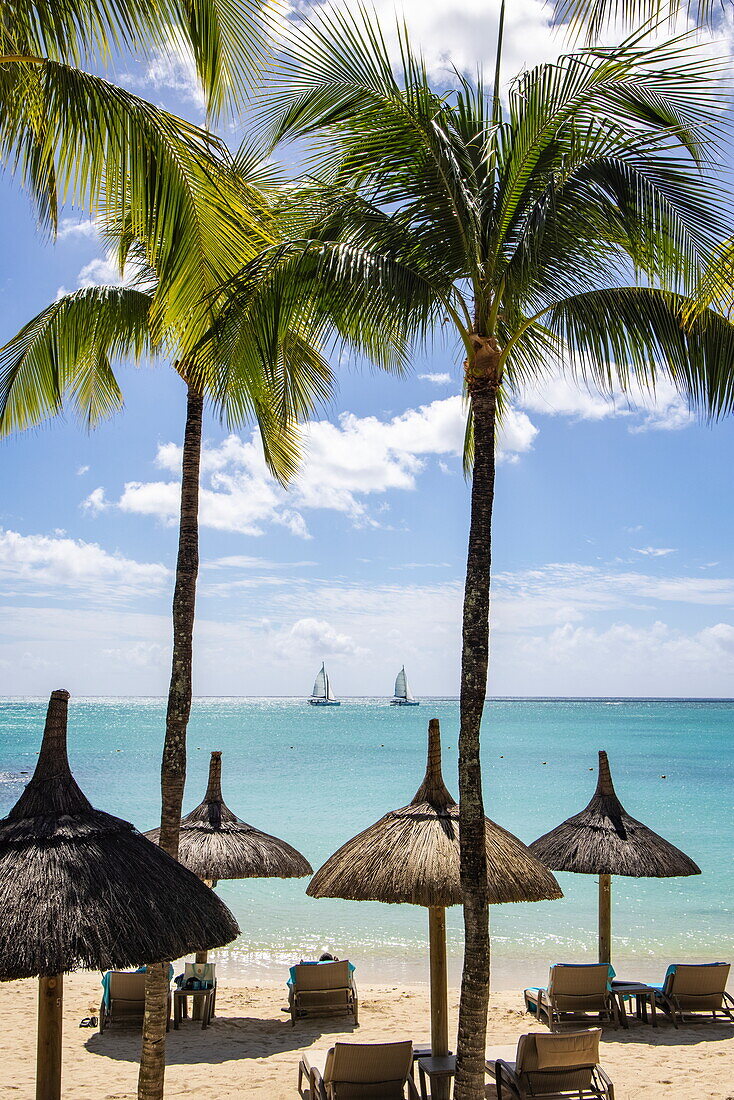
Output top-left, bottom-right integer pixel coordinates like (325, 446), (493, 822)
(226, 10), (734, 1099)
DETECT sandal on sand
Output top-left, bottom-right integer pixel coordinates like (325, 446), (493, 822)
(79, 1016), (98, 1028)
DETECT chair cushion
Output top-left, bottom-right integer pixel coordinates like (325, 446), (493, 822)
(535, 1030), (600, 1070)
(329, 1041), (412, 1084)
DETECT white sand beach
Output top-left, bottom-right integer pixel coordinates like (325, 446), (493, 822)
(1, 973), (732, 1099)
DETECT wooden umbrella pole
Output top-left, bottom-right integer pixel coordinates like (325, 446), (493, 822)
(598, 874), (612, 966)
(36, 974), (63, 1100)
(429, 905), (449, 1048)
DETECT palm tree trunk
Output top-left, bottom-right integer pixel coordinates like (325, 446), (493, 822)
(159, 382), (204, 858)
(137, 963), (171, 1099)
(454, 339), (500, 1100)
(138, 381), (204, 1100)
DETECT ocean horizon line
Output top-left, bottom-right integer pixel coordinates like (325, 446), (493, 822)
(2, 694), (734, 703)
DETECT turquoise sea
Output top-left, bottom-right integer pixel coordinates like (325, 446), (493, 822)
(1, 697), (731, 989)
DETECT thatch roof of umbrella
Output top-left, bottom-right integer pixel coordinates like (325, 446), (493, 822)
(309, 719), (561, 1063)
(308, 719), (562, 907)
(529, 750), (701, 878)
(0, 690), (239, 981)
(145, 750), (312, 884)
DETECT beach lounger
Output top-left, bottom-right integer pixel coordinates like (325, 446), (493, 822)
(486, 1028), (614, 1099)
(524, 964), (618, 1031)
(653, 963), (734, 1028)
(298, 1040), (419, 1099)
(99, 971), (171, 1032)
(289, 960), (358, 1027)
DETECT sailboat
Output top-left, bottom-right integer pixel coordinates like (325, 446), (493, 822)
(390, 666), (419, 706)
(309, 662), (340, 706)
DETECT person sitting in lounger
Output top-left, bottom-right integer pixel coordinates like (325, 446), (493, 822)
(287, 951), (356, 989)
(286, 953), (359, 1026)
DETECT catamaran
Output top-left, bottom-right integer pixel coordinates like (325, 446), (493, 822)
(390, 666), (419, 706)
(309, 662), (340, 706)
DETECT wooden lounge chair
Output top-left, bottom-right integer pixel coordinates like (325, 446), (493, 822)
(99, 971), (171, 1032)
(289, 960), (358, 1027)
(654, 963), (734, 1028)
(524, 964), (618, 1031)
(486, 1028), (614, 1099)
(298, 1040), (419, 1099)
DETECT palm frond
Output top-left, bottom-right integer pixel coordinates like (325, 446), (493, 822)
(1, 0), (267, 116)
(544, 286), (734, 419)
(0, 286), (154, 434)
(0, 57), (245, 237)
(555, 1), (721, 42)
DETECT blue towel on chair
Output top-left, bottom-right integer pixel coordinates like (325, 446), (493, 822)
(101, 964), (174, 1009)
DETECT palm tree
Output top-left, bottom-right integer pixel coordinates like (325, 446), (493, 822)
(0, 150), (406, 1098)
(242, 9), (734, 1097)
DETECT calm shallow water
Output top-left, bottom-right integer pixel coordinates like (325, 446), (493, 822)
(1, 697), (731, 988)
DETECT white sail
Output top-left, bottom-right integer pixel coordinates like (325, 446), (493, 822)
(324, 667), (335, 701)
(394, 667), (408, 700)
(312, 664), (327, 699)
(310, 663), (339, 704)
(392, 666), (416, 703)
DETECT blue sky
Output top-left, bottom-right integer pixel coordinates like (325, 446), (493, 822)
(1, 1), (734, 698)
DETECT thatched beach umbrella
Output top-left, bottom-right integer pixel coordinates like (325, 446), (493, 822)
(0, 690), (239, 1100)
(146, 749), (312, 886)
(529, 750), (700, 966)
(308, 719), (562, 1078)
(146, 749), (311, 980)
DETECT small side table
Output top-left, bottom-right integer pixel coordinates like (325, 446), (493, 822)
(417, 1055), (456, 1100)
(173, 986), (215, 1030)
(612, 981), (658, 1028)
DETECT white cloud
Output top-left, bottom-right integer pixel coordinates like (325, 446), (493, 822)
(81, 487), (109, 515)
(499, 619), (734, 697)
(389, 562), (451, 570)
(76, 256), (128, 288)
(94, 395), (537, 537)
(497, 407), (538, 462)
(272, 617), (366, 660)
(119, 28), (205, 110)
(102, 641), (167, 669)
(293, 0), (721, 101)
(301, 0), (556, 87)
(4, 555), (734, 694)
(418, 373), (452, 384)
(633, 546), (677, 558)
(57, 217), (100, 242)
(492, 562), (734, 623)
(76, 465), (90, 476)
(204, 556), (316, 571)
(516, 375), (694, 432)
(0, 529), (169, 599)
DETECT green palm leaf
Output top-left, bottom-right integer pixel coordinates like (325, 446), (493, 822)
(1, 0), (268, 116)
(0, 286), (154, 433)
(543, 286), (734, 418)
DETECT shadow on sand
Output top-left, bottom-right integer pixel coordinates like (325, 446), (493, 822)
(85, 1014), (361, 1066)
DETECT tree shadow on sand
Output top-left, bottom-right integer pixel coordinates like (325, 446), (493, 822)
(85, 1015), (361, 1066)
